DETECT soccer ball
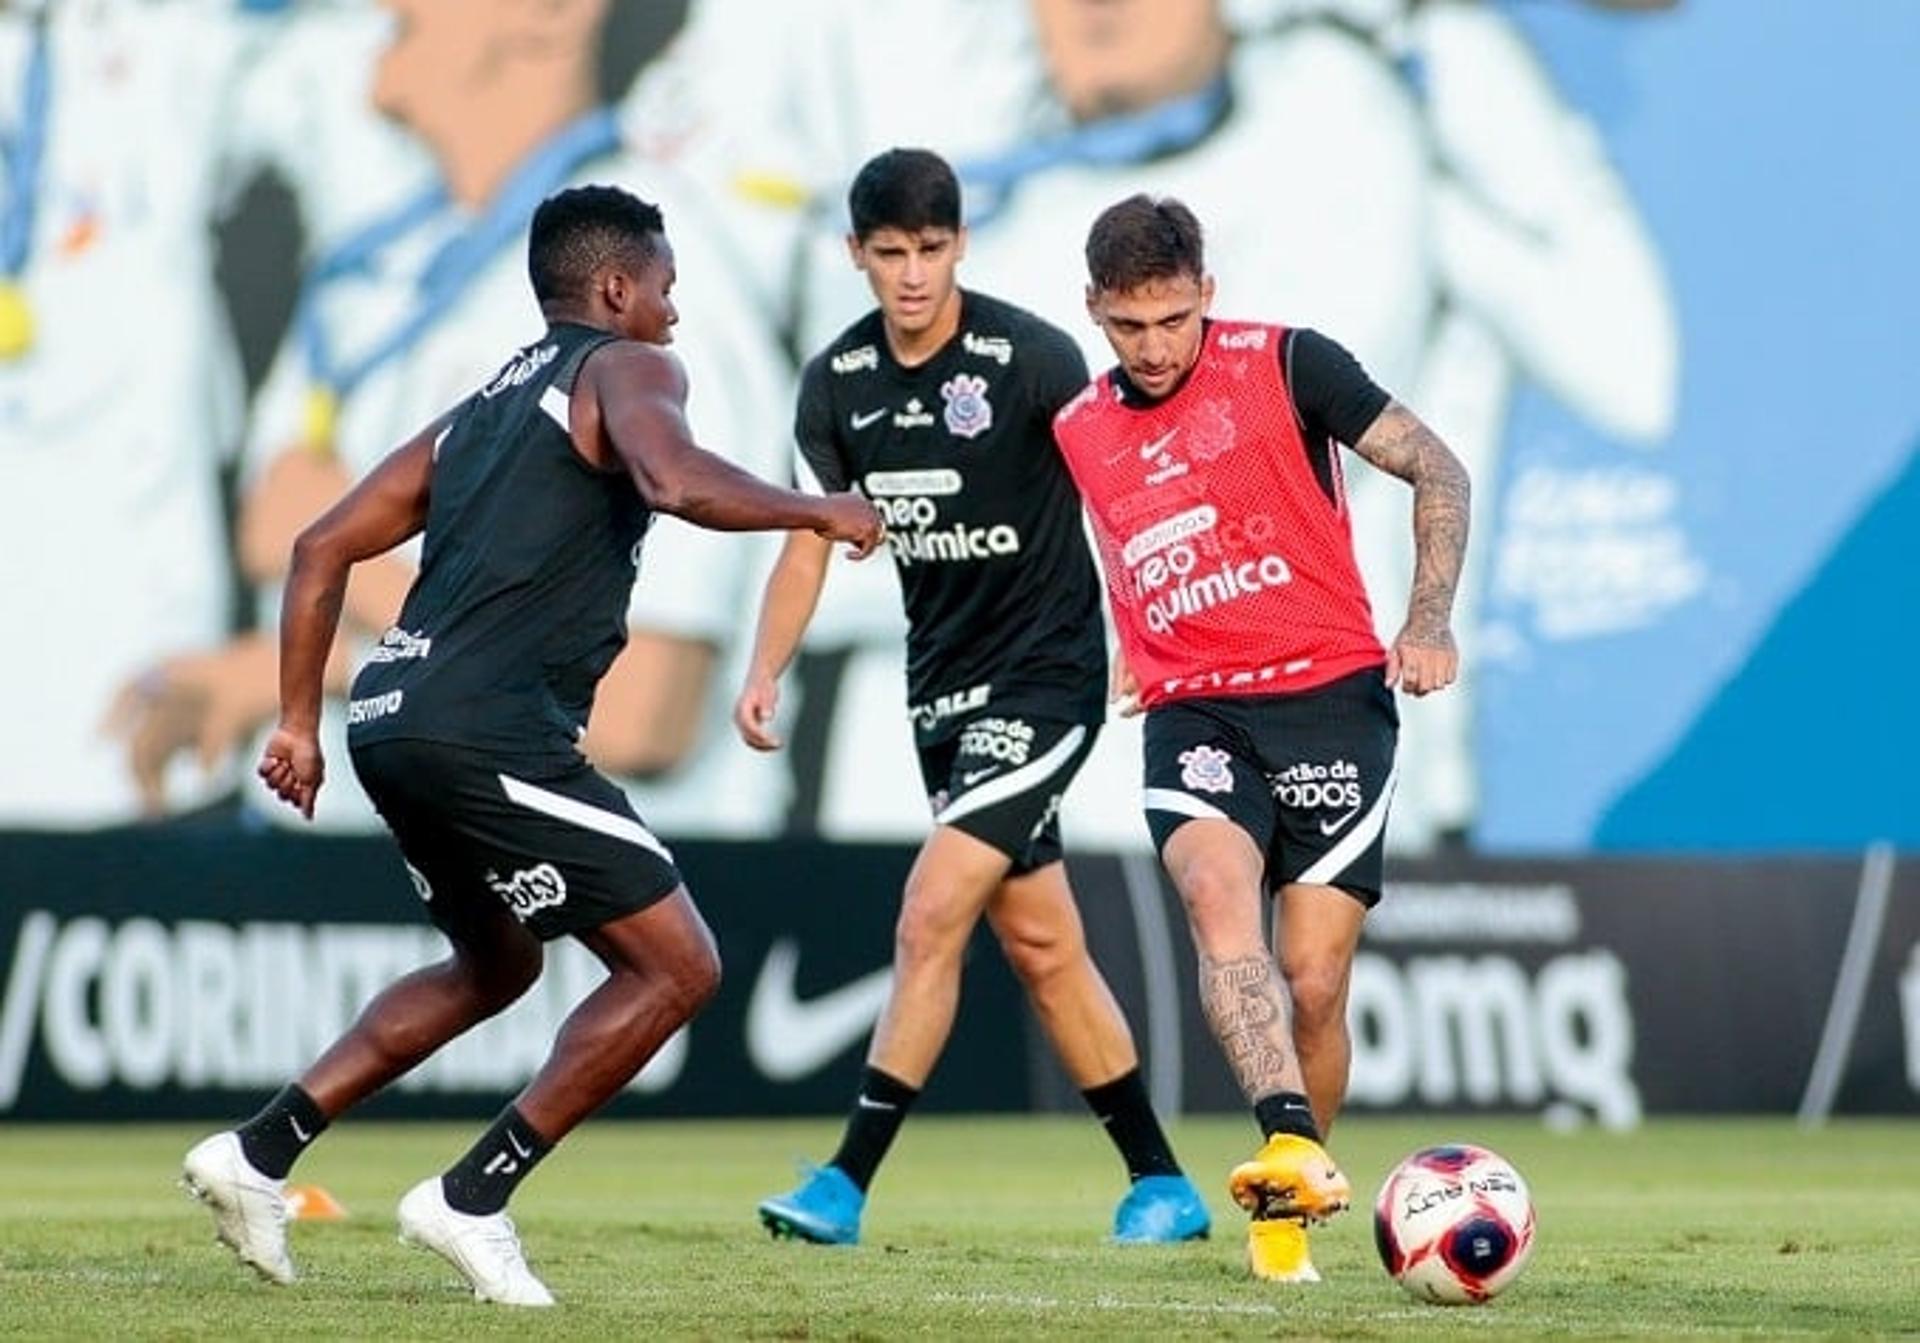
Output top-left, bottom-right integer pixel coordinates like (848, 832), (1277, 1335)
(1373, 1143), (1536, 1305)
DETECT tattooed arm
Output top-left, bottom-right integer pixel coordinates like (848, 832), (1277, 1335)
(1351, 402), (1472, 696)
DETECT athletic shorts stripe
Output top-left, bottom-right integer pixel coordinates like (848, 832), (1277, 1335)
(1142, 787), (1232, 824)
(1297, 759), (1397, 887)
(497, 772), (675, 862)
(937, 724), (1087, 825)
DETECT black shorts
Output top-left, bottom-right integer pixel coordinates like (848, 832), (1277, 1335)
(1141, 669), (1398, 905)
(351, 738), (683, 942)
(917, 714), (1098, 874)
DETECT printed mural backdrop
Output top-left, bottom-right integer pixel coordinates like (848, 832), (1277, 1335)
(1, 1), (1913, 854)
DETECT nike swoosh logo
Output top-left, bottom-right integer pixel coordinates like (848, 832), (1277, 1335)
(851, 408), (888, 430)
(289, 1116), (311, 1143)
(745, 939), (894, 1083)
(856, 1096), (897, 1112)
(508, 1132), (532, 1159)
(1139, 428), (1178, 459)
(960, 767), (998, 786)
(1319, 807), (1361, 836)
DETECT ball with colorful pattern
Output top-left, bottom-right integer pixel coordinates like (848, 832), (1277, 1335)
(1373, 1143), (1536, 1305)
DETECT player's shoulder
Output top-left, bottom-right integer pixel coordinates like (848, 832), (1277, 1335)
(805, 310), (888, 387)
(961, 290), (1080, 363)
(1052, 372), (1113, 434)
(583, 335), (687, 394)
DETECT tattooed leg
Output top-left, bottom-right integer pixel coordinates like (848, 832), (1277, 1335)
(1198, 952), (1307, 1102)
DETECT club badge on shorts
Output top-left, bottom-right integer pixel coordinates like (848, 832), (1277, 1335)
(1179, 744), (1235, 794)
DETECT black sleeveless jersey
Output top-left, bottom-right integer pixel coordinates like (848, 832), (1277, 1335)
(796, 291), (1106, 743)
(347, 323), (649, 766)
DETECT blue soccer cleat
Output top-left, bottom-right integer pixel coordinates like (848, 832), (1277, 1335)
(757, 1164), (864, 1245)
(1112, 1173), (1212, 1244)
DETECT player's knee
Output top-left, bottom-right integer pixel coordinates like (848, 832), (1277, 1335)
(993, 914), (1080, 989)
(1283, 957), (1350, 1036)
(462, 938), (543, 1014)
(893, 890), (973, 973)
(1173, 860), (1259, 949)
(665, 925), (723, 1019)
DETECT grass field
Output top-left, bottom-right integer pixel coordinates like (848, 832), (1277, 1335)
(0, 1116), (1915, 1339)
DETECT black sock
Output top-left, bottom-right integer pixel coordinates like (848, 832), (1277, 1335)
(1254, 1091), (1322, 1144)
(828, 1067), (920, 1192)
(1082, 1069), (1181, 1181)
(442, 1106), (553, 1216)
(235, 1083), (328, 1179)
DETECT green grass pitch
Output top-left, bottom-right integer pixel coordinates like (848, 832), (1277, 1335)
(0, 1116), (1914, 1338)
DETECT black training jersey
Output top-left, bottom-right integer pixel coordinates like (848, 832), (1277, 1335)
(796, 290), (1106, 742)
(347, 323), (650, 766)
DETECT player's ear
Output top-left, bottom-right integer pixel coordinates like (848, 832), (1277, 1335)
(1084, 284), (1102, 327)
(953, 226), (969, 264)
(1199, 273), (1216, 314)
(600, 266), (631, 314)
(845, 233), (867, 272)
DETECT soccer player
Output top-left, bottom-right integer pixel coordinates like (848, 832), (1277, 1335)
(1051, 194), (1471, 1282)
(181, 185), (881, 1306)
(734, 149), (1207, 1247)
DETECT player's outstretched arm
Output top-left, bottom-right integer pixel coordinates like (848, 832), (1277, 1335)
(263, 422), (439, 818)
(734, 530), (834, 752)
(586, 343), (881, 554)
(1351, 401), (1471, 697)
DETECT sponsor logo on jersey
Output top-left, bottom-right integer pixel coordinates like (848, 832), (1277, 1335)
(962, 331), (1013, 365)
(887, 522), (1021, 566)
(345, 690), (404, 725)
(909, 682), (991, 731)
(1132, 543), (1294, 634)
(480, 342), (558, 398)
(894, 397), (935, 429)
(865, 469), (963, 497)
(1122, 506), (1218, 567)
(959, 716), (1034, 768)
(486, 862), (568, 922)
(1270, 759), (1364, 830)
(366, 627), (433, 664)
(831, 344), (878, 374)
(1138, 427), (1188, 484)
(940, 373), (993, 439)
(1178, 744), (1235, 794)
(1216, 327), (1269, 352)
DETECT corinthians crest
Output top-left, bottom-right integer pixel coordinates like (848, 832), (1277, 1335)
(940, 373), (993, 440)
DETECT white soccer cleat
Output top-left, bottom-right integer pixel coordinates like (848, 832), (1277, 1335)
(397, 1177), (555, 1307)
(181, 1131), (295, 1285)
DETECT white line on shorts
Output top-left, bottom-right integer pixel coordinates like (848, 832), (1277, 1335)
(937, 725), (1087, 826)
(497, 773), (675, 863)
(1296, 759), (1397, 887)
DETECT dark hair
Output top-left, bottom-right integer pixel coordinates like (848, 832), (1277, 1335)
(528, 185), (666, 306)
(847, 148), (962, 240)
(1084, 194), (1206, 293)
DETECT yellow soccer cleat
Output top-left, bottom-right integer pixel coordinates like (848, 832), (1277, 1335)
(1246, 1215), (1320, 1283)
(1227, 1133), (1352, 1224)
